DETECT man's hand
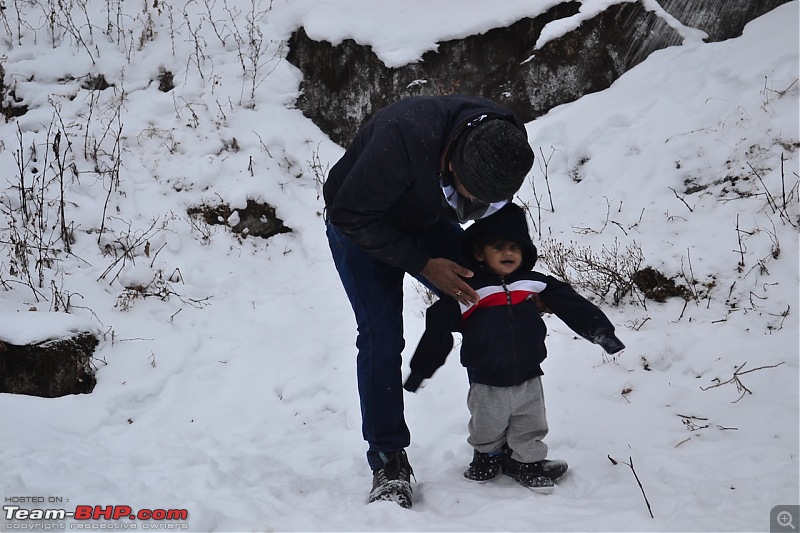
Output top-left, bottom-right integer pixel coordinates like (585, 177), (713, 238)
(420, 258), (478, 306)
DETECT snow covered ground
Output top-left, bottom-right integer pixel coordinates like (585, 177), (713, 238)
(0, 1), (798, 531)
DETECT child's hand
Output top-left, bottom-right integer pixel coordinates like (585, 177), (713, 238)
(597, 334), (625, 354)
(403, 373), (426, 393)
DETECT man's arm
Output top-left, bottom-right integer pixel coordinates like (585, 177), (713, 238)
(328, 123), (431, 273)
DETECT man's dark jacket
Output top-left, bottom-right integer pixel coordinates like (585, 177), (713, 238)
(323, 95), (527, 275)
(404, 204), (625, 391)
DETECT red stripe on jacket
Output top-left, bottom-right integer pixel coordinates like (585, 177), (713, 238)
(460, 279), (547, 322)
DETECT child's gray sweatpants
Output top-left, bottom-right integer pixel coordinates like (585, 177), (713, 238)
(466, 376), (548, 464)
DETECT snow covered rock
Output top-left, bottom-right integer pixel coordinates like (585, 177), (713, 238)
(0, 313), (99, 398)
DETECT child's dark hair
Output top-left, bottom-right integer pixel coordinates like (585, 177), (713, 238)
(470, 232), (519, 259)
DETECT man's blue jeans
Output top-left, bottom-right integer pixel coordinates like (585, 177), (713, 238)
(326, 218), (464, 471)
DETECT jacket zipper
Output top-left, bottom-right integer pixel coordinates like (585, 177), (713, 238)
(500, 276), (514, 318)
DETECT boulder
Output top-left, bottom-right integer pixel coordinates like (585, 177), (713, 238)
(0, 332), (98, 397)
(286, 0), (790, 146)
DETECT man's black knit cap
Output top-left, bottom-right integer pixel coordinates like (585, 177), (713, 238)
(451, 119), (534, 203)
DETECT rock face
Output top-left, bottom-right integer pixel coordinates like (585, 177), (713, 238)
(0, 333), (98, 397)
(286, 0), (790, 147)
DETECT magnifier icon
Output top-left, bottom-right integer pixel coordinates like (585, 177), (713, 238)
(778, 510), (796, 530)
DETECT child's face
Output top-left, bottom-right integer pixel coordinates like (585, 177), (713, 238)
(474, 240), (523, 276)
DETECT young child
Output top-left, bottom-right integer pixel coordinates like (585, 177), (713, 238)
(404, 203), (625, 493)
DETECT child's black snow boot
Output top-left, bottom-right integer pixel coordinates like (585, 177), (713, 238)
(501, 446), (568, 481)
(463, 450), (503, 482)
(502, 457), (555, 494)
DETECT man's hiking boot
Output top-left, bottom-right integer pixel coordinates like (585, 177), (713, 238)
(463, 450), (503, 482)
(502, 454), (568, 494)
(368, 449), (414, 508)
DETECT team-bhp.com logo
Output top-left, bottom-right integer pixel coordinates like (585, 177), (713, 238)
(3, 503), (189, 530)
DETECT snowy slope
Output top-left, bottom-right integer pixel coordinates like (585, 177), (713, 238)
(0, 1), (798, 532)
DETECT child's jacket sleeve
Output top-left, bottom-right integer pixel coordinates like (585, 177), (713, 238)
(403, 297), (461, 392)
(538, 276), (625, 354)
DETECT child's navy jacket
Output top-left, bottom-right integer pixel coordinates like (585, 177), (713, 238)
(404, 204), (624, 391)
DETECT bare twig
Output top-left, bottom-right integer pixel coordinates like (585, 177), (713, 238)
(668, 187), (693, 212)
(734, 214), (749, 270)
(608, 455), (654, 518)
(701, 361), (785, 402)
(677, 414), (709, 431)
(749, 160), (797, 227)
(749, 162), (778, 213)
(625, 316), (651, 331)
(780, 153), (788, 213)
(538, 146), (555, 212)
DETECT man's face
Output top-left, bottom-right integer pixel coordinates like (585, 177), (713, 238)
(474, 240), (522, 276)
(449, 163), (486, 205)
